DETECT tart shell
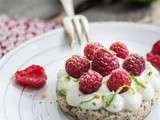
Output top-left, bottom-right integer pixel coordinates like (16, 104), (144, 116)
(56, 91), (159, 120)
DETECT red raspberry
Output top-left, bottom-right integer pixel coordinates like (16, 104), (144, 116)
(84, 42), (103, 60)
(110, 41), (129, 59)
(107, 69), (131, 93)
(123, 54), (145, 76)
(151, 40), (160, 56)
(79, 70), (102, 94)
(94, 49), (113, 58)
(15, 65), (47, 88)
(92, 49), (120, 76)
(65, 55), (90, 78)
(147, 52), (160, 69)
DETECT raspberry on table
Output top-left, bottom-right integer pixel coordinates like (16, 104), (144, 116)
(15, 65), (47, 88)
(65, 55), (90, 78)
(92, 49), (120, 76)
(84, 42), (103, 60)
(123, 54), (145, 76)
(110, 41), (129, 59)
(147, 52), (160, 70)
(151, 40), (160, 56)
(79, 70), (102, 94)
(107, 69), (132, 93)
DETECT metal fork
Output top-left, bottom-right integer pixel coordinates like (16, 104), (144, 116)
(60, 0), (90, 47)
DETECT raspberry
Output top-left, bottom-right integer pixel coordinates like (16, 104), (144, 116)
(92, 49), (120, 76)
(147, 52), (160, 69)
(15, 65), (47, 88)
(79, 70), (102, 94)
(151, 40), (160, 56)
(65, 55), (90, 78)
(110, 41), (129, 59)
(94, 49), (113, 58)
(107, 69), (131, 93)
(84, 42), (103, 60)
(123, 54), (145, 76)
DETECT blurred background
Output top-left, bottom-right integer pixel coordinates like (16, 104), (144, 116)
(0, 0), (159, 24)
(0, 0), (160, 57)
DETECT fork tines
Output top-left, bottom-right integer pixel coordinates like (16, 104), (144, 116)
(63, 15), (90, 48)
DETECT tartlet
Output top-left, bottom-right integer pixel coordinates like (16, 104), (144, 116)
(57, 91), (159, 120)
(56, 41), (160, 120)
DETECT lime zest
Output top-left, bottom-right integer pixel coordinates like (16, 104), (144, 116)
(102, 96), (110, 107)
(102, 92), (117, 107)
(109, 50), (116, 55)
(108, 91), (117, 106)
(58, 89), (66, 96)
(148, 71), (153, 76)
(102, 48), (116, 55)
(63, 74), (71, 81)
(119, 85), (135, 95)
(63, 74), (79, 82)
(92, 102), (96, 106)
(127, 86), (135, 94)
(108, 86), (128, 106)
(108, 86), (124, 106)
(131, 75), (146, 88)
(80, 95), (98, 105)
(103, 85), (135, 107)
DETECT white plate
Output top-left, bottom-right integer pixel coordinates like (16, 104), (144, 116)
(0, 22), (160, 120)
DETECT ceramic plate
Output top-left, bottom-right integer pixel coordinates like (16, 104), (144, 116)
(0, 22), (160, 120)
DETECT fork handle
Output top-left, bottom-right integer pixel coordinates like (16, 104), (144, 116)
(60, 0), (74, 16)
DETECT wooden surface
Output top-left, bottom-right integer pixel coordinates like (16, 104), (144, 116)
(0, 0), (159, 24)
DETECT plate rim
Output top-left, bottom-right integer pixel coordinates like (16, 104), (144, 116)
(0, 21), (160, 68)
(0, 21), (160, 120)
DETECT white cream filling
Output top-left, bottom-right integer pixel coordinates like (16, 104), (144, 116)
(138, 82), (155, 100)
(123, 92), (142, 111)
(57, 63), (160, 112)
(105, 94), (124, 112)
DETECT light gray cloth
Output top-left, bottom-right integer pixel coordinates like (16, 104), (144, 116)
(0, 0), (159, 24)
(0, 0), (61, 19)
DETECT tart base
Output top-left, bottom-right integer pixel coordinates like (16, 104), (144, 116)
(57, 92), (159, 120)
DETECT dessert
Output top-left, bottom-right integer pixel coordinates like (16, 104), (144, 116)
(57, 41), (160, 120)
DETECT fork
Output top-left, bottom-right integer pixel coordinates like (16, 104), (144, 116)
(60, 0), (90, 47)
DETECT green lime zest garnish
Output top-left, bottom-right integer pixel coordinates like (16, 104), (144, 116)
(58, 89), (66, 96)
(118, 85), (135, 95)
(131, 75), (146, 88)
(63, 74), (71, 81)
(102, 91), (117, 107)
(108, 86), (125, 106)
(102, 48), (116, 55)
(80, 95), (99, 105)
(63, 74), (78, 82)
(92, 102), (96, 106)
(103, 85), (135, 107)
(148, 71), (153, 76)
(108, 91), (117, 106)
(109, 50), (116, 55)
(127, 86), (135, 94)
(102, 96), (110, 107)
(115, 85), (135, 95)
